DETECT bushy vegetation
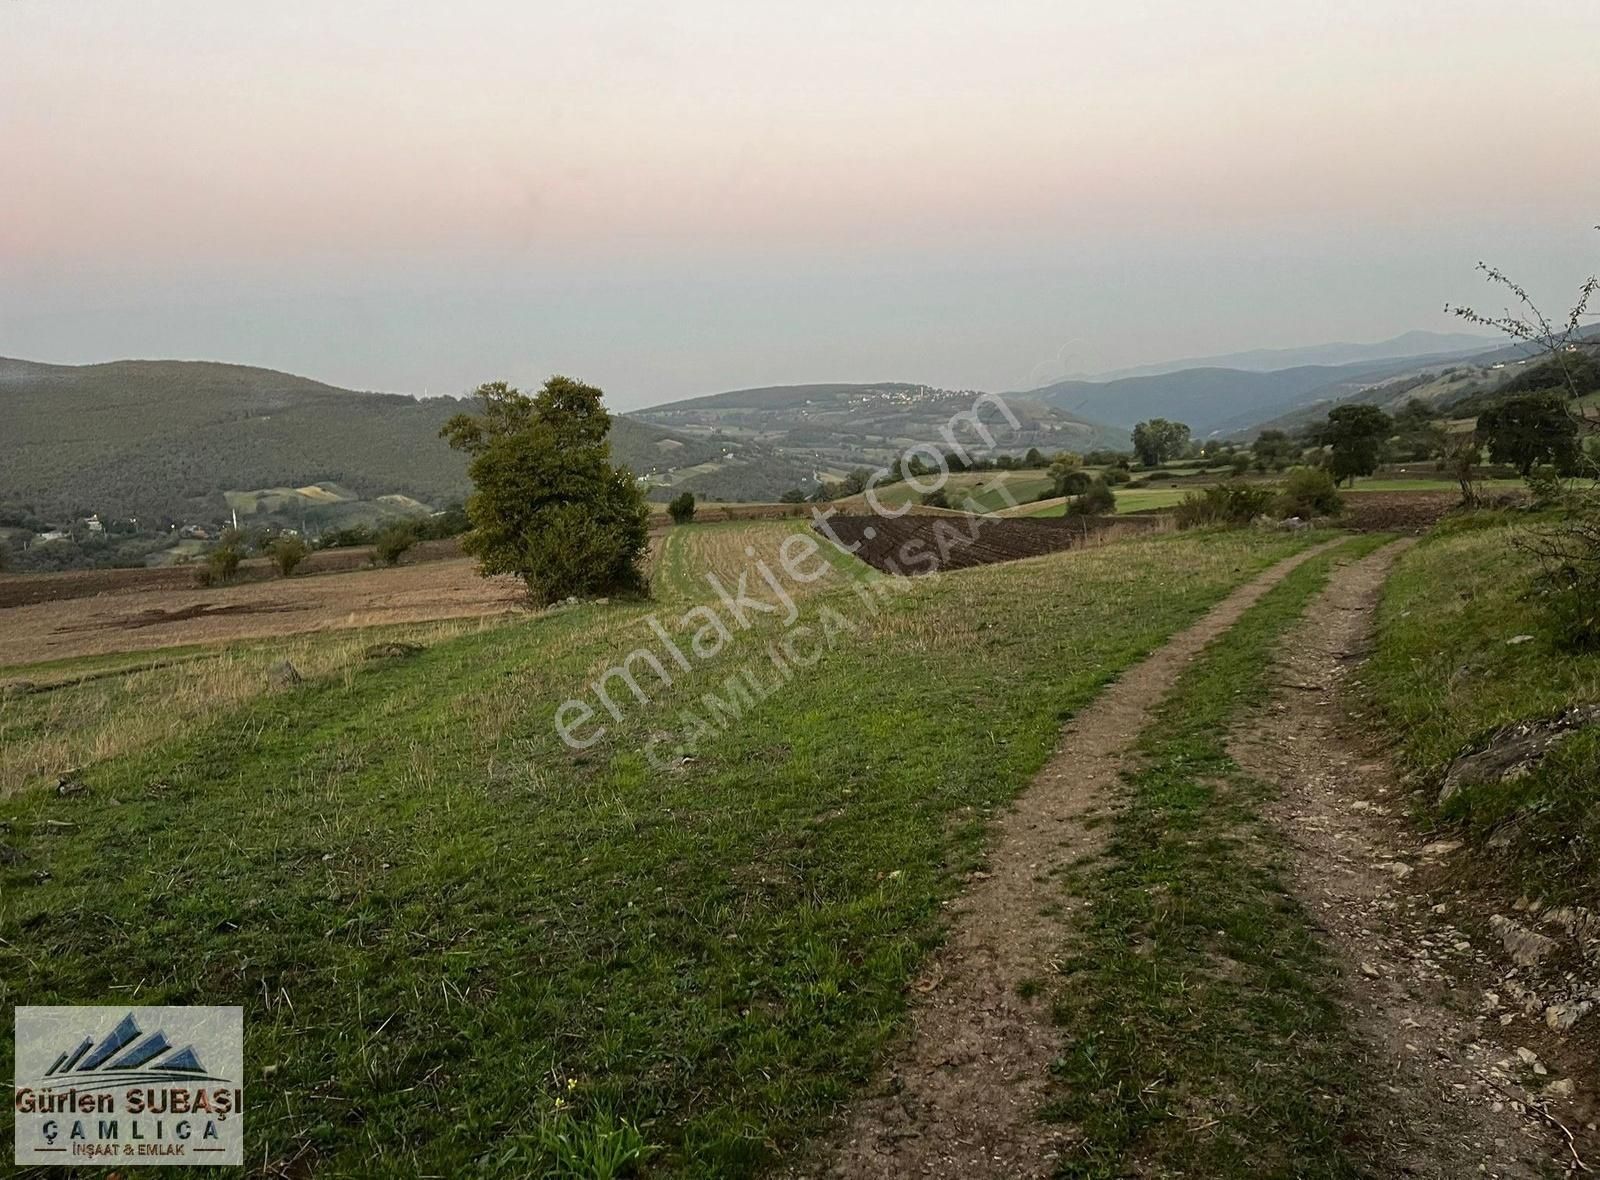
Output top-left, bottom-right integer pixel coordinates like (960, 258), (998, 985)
(1274, 466), (1342, 519)
(1172, 481), (1275, 528)
(667, 491), (697, 524)
(372, 521), (419, 567)
(443, 376), (650, 604)
(1063, 476), (1116, 516)
(267, 534), (309, 577)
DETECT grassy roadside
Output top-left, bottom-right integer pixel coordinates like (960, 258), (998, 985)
(1046, 533), (1395, 1179)
(1, 527), (1321, 1177)
(1362, 514), (1600, 906)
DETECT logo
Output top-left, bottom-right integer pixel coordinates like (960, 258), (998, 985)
(14, 1006), (243, 1167)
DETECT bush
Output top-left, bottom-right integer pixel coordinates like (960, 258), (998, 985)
(920, 489), (951, 509)
(667, 491), (696, 524)
(202, 540), (243, 585)
(1173, 482), (1275, 529)
(268, 535), (309, 577)
(1101, 466), (1132, 486)
(1275, 467), (1342, 519)
(373, 522), (418, 567)
(1057, 469), (1093, 497)
(1064, 477), (1116, 516)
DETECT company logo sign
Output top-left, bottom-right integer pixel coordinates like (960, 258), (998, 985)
(14, 1006), (243, 1167)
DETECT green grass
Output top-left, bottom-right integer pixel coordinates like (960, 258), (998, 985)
(1344, 478), (1522, 494)
(1047, 534), (1395, 1179)
(0, 528), (1320, 1177)
(1363, 514), (1600, 905)
(1020, 488), (1190, 517)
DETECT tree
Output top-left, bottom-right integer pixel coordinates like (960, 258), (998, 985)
(1047, 452), (1083, 496)
(268, 534), (309, 577)
(1476, 393), (1581, 476)
(1064, 476), (1116, 516)
(667, 491), (696, 524)
(779, 488), (807, 504)
(1023, 447), (1045, 467)
(1320, 404), (1392, 485)
(373, 521), (418, 566)
(442, 376), (649, 604)
(1131, 419), (1191, 467)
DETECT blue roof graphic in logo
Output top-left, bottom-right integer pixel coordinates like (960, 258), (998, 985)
(36, 1012), (221, 1086)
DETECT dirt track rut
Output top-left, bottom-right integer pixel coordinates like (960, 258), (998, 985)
(798, 540), (1344, 1179)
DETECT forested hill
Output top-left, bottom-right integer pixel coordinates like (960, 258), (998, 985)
(0, 358), (772, 522)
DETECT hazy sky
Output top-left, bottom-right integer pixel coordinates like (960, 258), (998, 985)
(3, 0), (1597, 409)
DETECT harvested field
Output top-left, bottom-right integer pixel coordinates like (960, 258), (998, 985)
(0, 557), (527, 666)
(1339, 490), (1481, 533)
(820, 513), (1165, 574)
(0, 537), (466, 609)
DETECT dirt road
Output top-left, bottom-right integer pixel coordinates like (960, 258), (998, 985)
(1231, 541), (1587, 1177)
(797, 540), (1345, 1179)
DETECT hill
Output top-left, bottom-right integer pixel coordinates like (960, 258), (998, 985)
(0, 358), (811, 523)
(1084, 330), (1496, 381)
(631, 382), (1127, 471)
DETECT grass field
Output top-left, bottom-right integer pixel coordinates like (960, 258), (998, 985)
(1018, 488), (1189, 517)
(1363, 513), (1600, 905)
(1048, 534), (1394, 1178)
(0, 525), (1321, 1176)
(832, 469), (1055, 514)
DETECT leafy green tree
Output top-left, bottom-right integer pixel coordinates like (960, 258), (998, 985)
(1047, 452), (1083, 496)
(778, 488), (807, 504)
(1064, 476), (1116, 516)
(442, 376), (649, 604)
(268, 534), (309, 576)
(373, 521), (418, 566)
(1320, 404), (1392, 485)
(1476, 393), (1580, 476)
(1024, 446), (1045, 467)
(1275, 466), (1342, 518)
(667, 491), (696, 524)
(1248, 428), (1299, 470)
(1131, 419), (1191, 467)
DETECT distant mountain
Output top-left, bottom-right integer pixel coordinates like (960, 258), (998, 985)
(1023, 358), (1444, 436)
(1085, 331), (1497, 381)
(0, 358), (808, 523)
(631, 382), (1127, 472)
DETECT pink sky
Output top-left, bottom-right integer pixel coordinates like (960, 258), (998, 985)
(3, 0), (1597, 405)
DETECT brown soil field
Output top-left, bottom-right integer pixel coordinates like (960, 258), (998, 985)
(0, 537), (467, 609)
(1339, 490), (1475, 533)
(820, 513), (1165, 575)
(0, 557), (528, 667)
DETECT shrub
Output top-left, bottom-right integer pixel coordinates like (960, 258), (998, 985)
(1057, 469), (1093, 497)
(1101, 466), (1132, 486)
(667, 491), (696, 524)
(203, 540), (243, 584)
(1064, 477), (1116, 516)
(1275, 467), (1342, 519)
(1173, 482), (1275, 529)
(373, 522), (418, 567)
(268, 535), (309, 577)
(920, 489), (951, 509)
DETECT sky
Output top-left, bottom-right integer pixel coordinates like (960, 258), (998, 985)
(3, 0), (1597, 410)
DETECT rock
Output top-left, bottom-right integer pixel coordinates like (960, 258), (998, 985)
(1546, 1078), (1575, 1097)
(1420, 840), (1463, 858)
(1506, 634), (1535, 645)
(362, 642), (424, 660)
(1361, 961), (1381, 978)
(1491, 915), (1557, 967)
(1544, 1002), (1590, 1032)
(55, 775), (89, 798)
(1439, 705), (1600, 804)
(268, 659), (303, 687)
